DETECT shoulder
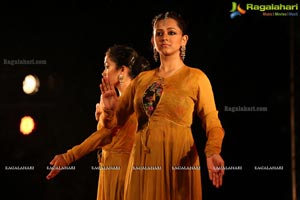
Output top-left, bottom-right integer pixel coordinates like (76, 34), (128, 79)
(137, 68), (156, 77)
(133, 68), (156, 82)
(183, 66), (213, 90)
(184, 66), (209, 79)
(128, 68), (156, 91)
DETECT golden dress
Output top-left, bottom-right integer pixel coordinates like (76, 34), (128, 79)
(106, 66), (225, 200)
(62, 111), (137, 200)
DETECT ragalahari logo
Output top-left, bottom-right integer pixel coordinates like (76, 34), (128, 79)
(230, 2), (246, 19)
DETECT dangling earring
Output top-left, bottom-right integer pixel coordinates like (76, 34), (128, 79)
(153, 47), (158, 62)
(180, 45), (186, 61)
(118, 73), (124, 86)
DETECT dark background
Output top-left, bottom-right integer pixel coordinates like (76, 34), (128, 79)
(0, 1), (299, 199)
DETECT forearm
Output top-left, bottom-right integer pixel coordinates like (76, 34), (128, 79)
(205, 127), (225, 157)
(101, 108), (117, 129)
(199, 109), (224, 157)
(62, 129), (113, 164)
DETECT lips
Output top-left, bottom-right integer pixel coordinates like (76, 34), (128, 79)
(161, 44), (170, 48)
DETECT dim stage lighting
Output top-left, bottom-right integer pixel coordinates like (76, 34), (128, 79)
(20, 116), (36, 135)
(22, 74), (40, 95)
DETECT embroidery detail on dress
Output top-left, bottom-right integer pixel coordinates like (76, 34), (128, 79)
(143, 82), (163, 116)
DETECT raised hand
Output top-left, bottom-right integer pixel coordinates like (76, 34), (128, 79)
(100, 76), (118, 111)
(206, 154), (225, 188)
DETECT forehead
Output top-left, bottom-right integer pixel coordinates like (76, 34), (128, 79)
(104, 55), (118, 69)
(104, 55), (112, 63)
(154, 18), (179, 30)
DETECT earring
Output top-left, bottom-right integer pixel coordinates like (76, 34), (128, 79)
(180, 45), (186, 61)
(153, 47), (158, 62)
(118, 73), (124, 86)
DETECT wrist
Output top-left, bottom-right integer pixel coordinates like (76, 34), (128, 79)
(111, 126), (120, 136)
(206, 153), (219, 158)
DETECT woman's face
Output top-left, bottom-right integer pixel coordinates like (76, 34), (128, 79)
(153, 18), (187, 57)
(102, 55), (121, 87)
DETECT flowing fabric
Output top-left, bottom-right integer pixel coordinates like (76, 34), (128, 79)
(97, 113), (136, 200)
(63, 113), (137, 200)
(107, 66), (224, 200)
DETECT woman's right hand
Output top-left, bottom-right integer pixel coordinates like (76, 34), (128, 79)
(100, 76), (118, 111)
(46, 154), (69, 180)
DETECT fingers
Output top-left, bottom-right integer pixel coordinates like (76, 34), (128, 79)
(213, 163), (225, 188)
(207, 155), (225, 188)
(95, 103), (101, 121)
(104, 76), (112, 90)
(219, 173), (223, 186)
(100, 76), (112, 93)
(100, 84), (104, 94)
(46, 161), (61, 180)
(214, 171), (223, 188)
(49, 156), (57, 166)
(46, 155), (66, 180)
(46, 168), (60, 180)
(209, 169), (224, 188)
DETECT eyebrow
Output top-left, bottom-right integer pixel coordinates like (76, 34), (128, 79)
(156, 27), (178, 31)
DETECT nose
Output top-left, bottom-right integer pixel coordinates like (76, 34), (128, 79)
(162, 33), (168, 40)
(101, 67), (108, 77)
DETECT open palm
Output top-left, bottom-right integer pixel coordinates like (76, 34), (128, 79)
(206, 154), (225, 188)
(100, 76), (118, 111)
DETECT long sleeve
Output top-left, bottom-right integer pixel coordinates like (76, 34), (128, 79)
(101, 108), (117, 129)
(62, 128), (113, 165)
(195, 71), (225, 157)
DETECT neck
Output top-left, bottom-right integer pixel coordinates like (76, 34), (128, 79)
(159, 64), (184, 73)
(116, 79), (131, 96)
(159, 57), (184, 72)
(157, 62), (185, 78)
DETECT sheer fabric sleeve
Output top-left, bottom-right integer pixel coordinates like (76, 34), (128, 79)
(195, 71), (225, 157)
(62, 128), (113, 165)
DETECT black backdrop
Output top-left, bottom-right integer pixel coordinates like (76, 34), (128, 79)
(1, 1), (299, 199)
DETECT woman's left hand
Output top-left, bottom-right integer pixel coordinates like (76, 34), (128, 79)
(206, 154), (225, 188)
